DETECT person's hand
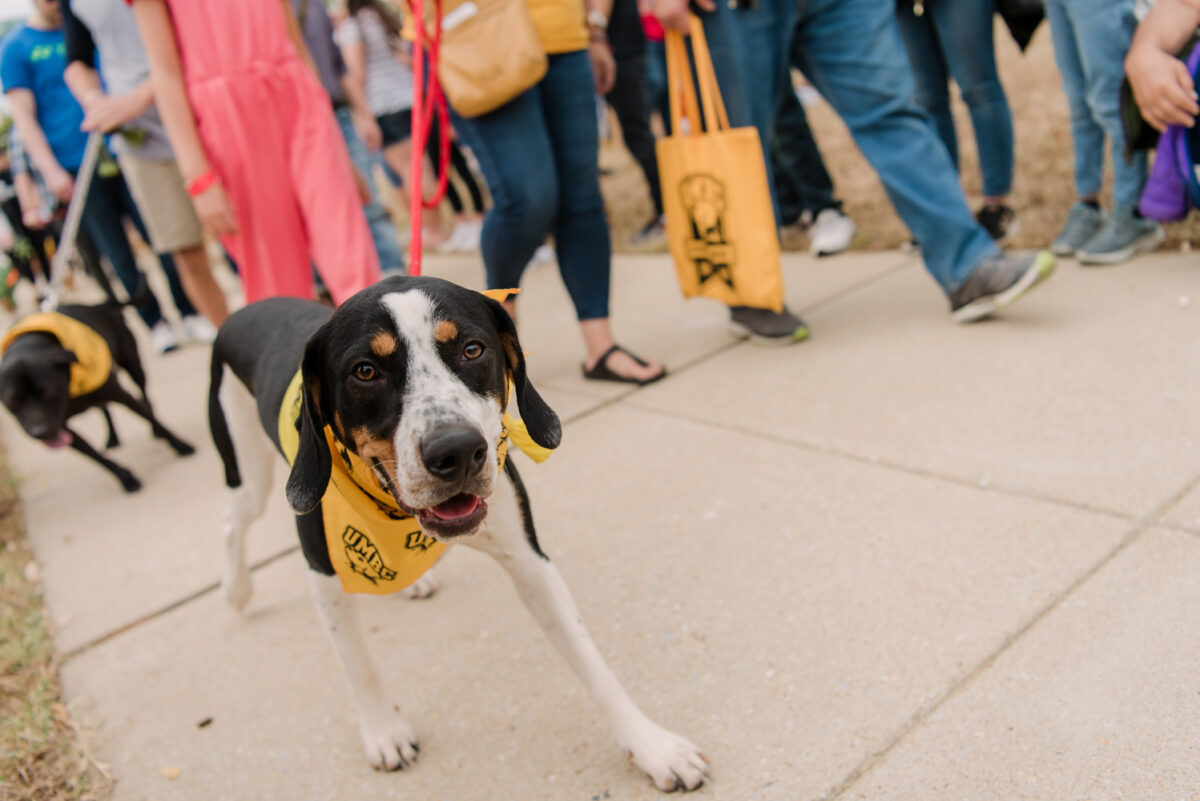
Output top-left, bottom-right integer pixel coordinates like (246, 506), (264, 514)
(650, 0), (712, 32)
(354, 110), (382, 152)
(20, 199), (46, 230)
(589, 40), (617, 95)
(1126, 43), (1199, 131)
(81, 91), (154, 134)
(44, 167), (74, 203)
(191, 180), (239, 236)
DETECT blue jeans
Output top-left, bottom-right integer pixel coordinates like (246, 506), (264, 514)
(335, 106), (406, 274)
(703, 0), (998, 292)
(896, 0), (1014, 198)
(451, 50), (611, 321)
(1044, 0), (1146, 211)
(79, 170), (195, 328)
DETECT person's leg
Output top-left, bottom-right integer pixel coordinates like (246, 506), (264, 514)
(772, 77), (840, 222)
(289, 77), (382, 303)
(448, 140), (487, 214)
(450, 88), (559, 293)
(78, 172), (164, 329)
(1065, 0), (1146, 212)
(894, 4), (958, 168)
(644, 38), (671, 135)
(930, 0), (1013, 201)
(700, 0), (798, 221)
(606, 48), (664, 218)
(115, 175), (198, 320)
(1065, 0), (1159, 262)
(540, 50), (662, 382)
(1043, 0), (1104, 203)
(335, 106), (406, 274)
(790, 0), (998, 293)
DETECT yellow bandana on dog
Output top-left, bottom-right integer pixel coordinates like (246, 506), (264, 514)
(277, 317), (552, 595)
(1, 312), (112, 397)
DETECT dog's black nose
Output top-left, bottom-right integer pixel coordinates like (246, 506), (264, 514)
(420, 425), (488, 483)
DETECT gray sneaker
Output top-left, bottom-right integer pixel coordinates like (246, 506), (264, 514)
(729, 305), (810, 345)
(1051, 202), (1104, 257)
(950, 251), (1056, 324)
(1076, 208), (1165, 265)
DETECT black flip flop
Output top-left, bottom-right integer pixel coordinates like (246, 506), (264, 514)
(582, 344), (667, 386)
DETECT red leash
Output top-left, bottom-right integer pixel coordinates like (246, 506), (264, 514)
(407, 0), (451, 276)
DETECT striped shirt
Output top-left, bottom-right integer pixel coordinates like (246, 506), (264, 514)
(335, 9), (414, 117)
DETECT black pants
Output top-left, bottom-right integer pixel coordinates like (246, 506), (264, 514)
(771, 82), (841, 226)
(606, 31), (664, 218)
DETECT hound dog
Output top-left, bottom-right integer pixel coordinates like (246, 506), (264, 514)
(0, 302), (194, 491)
(207, 276), (707, 791)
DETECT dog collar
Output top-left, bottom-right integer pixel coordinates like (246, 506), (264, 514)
(1, 312), (112, 397)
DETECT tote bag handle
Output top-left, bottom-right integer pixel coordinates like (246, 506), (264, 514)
(664, 14), (731, 136)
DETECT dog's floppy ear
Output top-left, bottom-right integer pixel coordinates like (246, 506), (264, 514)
(285, 331), (333, 514)
(485, 296), (561, 449)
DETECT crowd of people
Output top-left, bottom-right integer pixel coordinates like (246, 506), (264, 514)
(0, 0), (1195, 372)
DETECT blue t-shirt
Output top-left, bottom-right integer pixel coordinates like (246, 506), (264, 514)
(0, 25), (87, 171)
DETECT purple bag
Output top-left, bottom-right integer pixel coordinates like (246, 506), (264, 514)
(1138, 41), (1200, 221)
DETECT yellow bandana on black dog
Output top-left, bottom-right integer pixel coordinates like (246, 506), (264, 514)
(1, 312), (112, 397)
(277, 333), (552, 594)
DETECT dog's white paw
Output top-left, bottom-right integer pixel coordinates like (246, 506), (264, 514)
(359, 706), (420, 771)
(620, 720), (708, 792)
(402, 569), (439, 600)
(221, 568), (253, 612)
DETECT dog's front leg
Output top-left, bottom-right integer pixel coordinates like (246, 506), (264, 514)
(470, 493), (708, 791)
(307, 571), (420, 771)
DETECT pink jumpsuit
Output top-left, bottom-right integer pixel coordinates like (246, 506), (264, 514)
(164, 0), (381, 305)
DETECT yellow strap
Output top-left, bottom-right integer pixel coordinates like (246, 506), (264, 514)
(664, 15), (729, 136)
(689, 14), (730, 131)
(503, 413), (553, 463)
(481, 287), (520, 304)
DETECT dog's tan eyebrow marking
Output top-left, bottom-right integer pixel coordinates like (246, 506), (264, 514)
(370, 331), (398, 357)
(434, 320), (458, 343)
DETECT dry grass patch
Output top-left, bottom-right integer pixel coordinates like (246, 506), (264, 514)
(0, 449), (110, 801)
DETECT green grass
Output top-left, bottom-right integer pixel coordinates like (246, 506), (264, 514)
(0, 454), (109, 801)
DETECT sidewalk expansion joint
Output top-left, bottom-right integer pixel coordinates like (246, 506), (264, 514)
(59, 544), (299, 665)
(622, 401), (1138, 525)
(53, 261), (916, 664)
(812, 468), (1200, 801)
(553, 260), (914, 430)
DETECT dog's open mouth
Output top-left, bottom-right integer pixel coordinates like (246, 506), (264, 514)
(418, 493), (488, 538)
(41, 431), (72, 449)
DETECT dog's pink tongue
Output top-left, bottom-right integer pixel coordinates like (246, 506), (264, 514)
(44, 431), (72, 449)
(428, 494), (480, 520)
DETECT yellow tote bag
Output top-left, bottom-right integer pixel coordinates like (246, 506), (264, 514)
(656, 16), (784, 312)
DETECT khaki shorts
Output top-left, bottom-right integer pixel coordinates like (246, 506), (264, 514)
(117, 153), (205, 253)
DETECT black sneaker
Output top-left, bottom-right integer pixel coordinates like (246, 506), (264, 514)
(729, 305), (810, 345)
(975, 204), (1019, 242)
(949, 251), (1055, 323)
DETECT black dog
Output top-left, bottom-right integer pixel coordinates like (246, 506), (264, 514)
(207, 276), (707, 790)
(0, 302), (194, 491)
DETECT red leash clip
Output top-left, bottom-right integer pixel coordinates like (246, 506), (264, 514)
(407, 0), (451, 276)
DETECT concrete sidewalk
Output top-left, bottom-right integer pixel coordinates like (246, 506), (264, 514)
(7, 250), (1200, 800)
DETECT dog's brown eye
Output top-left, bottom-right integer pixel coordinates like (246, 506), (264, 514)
(353, 362), (376, 381)
(462, 342), (485, 361)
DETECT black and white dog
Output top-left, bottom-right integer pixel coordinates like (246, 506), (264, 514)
(207, 276), (707, 791)
(0, 302), (194, 491)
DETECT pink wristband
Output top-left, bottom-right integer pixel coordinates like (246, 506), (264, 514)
(186, 170), (219, 197)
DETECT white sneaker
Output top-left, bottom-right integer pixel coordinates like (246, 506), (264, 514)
(180, 314), (217, 344)
(527, 243), (555, 269)
(457, 220), (482, 252)
(809, 208), (856, 257)
(150, 320), (179, 354)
